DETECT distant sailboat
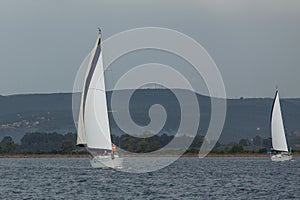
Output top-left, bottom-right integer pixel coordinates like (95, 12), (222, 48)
(270, 90), (292, 161)
(76, 29), (122, 168)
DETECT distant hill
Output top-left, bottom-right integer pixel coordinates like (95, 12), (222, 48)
(0, 93), (75, 142)
(1, 90), (300, 145)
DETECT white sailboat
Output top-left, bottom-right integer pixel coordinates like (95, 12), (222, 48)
(76, 29), (122, 168)
(270, 90), (292, 161)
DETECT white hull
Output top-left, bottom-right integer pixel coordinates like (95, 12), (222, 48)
(89, 155), (123, 169)
(270, 154), (292, 162)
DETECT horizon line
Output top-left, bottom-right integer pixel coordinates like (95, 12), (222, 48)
(1, 89), (300, 99)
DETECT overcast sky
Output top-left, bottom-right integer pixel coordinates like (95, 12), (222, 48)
(0, 0), (299, 98)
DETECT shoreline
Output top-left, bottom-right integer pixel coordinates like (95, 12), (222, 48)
(0, 152), (299, 158)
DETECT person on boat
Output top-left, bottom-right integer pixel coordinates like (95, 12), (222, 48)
(111, 144), (116, 159)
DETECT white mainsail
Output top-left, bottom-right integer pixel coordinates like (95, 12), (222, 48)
(270, 91), (288, 152)
(76, 31), (112, 150)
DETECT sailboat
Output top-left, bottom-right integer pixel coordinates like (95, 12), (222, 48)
(270, 90), (292, 161)
(76, 29), (122, 168)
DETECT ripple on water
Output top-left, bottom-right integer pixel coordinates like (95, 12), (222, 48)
(0, 157), (299, 199)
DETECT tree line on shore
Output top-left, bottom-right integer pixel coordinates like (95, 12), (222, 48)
(0, 132), (297, 155)
(0, 132), (79, 154)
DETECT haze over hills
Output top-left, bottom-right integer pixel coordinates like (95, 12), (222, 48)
(0, 89), (300, 145)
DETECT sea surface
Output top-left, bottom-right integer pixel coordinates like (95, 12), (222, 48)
(0, 157), (299, 199)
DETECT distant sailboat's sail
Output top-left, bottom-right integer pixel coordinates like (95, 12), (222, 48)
(76, 31), (112, 150)
(271, 91), (288, 152)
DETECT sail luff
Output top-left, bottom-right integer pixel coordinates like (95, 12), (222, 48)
(271, 91), (288, 152)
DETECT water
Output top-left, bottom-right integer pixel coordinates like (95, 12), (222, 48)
(0, 157), (299, 199)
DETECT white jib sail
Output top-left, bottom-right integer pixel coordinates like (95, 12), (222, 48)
(84, 51), (112, 150)
(271, 91), (288, 152)
(76, 42), (98, 146)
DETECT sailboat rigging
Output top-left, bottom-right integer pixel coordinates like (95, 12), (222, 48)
(76, 29), (122, 168)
